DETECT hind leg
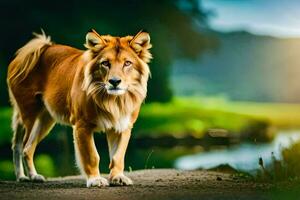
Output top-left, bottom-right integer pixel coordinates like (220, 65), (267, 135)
(23, 110), (55, 182)
(11, 109), (30, 182)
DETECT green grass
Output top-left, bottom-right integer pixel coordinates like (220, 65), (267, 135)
(0, 107), (12, 145)
(216, 100), (300, 128)
(0, 154), (56, 180)
(134, 96), (300, 138)
(255, 140), (300, 183)
(0, 160), (14, 180)
(135, 98), (259, 137)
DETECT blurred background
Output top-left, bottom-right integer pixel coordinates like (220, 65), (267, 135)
(1, 0), (300, 182)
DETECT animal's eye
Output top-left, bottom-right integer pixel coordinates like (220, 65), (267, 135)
(101, 61), (110, 68)
(124, 61), (132, 67)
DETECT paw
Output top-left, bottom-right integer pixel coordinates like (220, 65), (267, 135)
(87, 176), (109, 188)
(30, 174), (46, 182)
(109, 174), (133, 186)
(17, 175), (30, 182)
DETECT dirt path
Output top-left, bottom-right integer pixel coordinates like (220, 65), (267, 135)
(0, 169), (293, 200)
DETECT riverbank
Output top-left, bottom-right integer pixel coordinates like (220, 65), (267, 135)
(1, 169), (299, 200)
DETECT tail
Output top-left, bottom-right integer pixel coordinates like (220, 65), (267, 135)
(7, 30), (52, 85)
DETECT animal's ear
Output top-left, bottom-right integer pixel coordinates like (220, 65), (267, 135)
(84, 29), (106, 51)
(130, 30), (152, 63)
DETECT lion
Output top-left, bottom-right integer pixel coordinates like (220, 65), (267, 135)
(7, 29), (152, 187)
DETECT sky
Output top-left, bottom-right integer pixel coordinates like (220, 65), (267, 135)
(201, 0), (300, 38)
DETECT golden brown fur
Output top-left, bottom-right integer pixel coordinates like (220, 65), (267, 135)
(7, 29), (152, 187)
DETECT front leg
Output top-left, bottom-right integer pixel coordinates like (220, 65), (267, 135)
(73, 124), (108, 187)
(106, 129), (133, 186)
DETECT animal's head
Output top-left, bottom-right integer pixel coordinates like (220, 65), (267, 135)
(82, 29), (152, 102)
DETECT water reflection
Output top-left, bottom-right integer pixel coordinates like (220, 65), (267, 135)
(175, 131), (300, 173)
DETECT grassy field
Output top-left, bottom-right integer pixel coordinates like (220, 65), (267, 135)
(1, 96), (300, 144)
(135, 97), (300, 137)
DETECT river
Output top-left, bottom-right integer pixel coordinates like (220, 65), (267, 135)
(175, 130), (300, 173)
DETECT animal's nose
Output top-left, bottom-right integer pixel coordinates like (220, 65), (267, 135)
(108, 77), (121, 87)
